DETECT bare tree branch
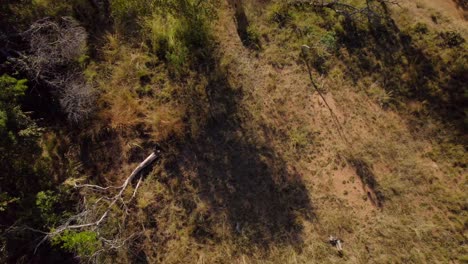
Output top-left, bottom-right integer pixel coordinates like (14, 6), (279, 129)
(54, 152), (158, 232)
(21, 17), (87, 81)
(12, 150), (161, 259)
(16, 16), (95, 123)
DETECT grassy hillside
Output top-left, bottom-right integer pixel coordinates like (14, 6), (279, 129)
(0, 0), (466, 263)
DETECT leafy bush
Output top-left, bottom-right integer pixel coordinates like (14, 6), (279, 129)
(320, 31), (337, 51)
(0, 74), (40, 148)
(52, 230), (101, 256)
(34, 186), (76, 229)
(0, 193), (18, 212)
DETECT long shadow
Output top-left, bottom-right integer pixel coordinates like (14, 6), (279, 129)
(228, 0), (251, 46)
(452, 0), (468, 19)
(334, 7), (467, 140)
(349, 159), (384, 208)
(158, 39), (314, 250)
(453, 0), (468, 10)
(227, 0), (262, 50)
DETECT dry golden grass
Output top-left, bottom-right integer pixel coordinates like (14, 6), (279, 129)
(133, 1), (464, 262)
(60, 0), (467, 262)
(87, 33), (187, 141)
(144, 104), (185, 141)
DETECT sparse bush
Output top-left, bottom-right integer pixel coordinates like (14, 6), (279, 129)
(269, 4), (292, 28)
(430, 11), (443, 24)
(307, 45), (332, 74)
(246, 25), (262, 50)
(288, 127), (310, 151)
(412, 22), (429, 34)
(21, 17), (95, 123)
(320, 31), (337, 51)
(368, 83), (393, 107)
(58, 76), (95, 123)
(145, 104), (185, 141)
(23, 17), (87, 79)
(439, 31), (465, 47)
(428, 142), (467, 170)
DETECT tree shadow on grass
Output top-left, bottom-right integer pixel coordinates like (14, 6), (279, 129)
(452, 0), (468, 20)
(158, 49), (314, 251)
(452, 0), (468, 11)
(227, 0), (262, 50)
(335, 9), (467, 139)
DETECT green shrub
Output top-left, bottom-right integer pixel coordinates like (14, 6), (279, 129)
(320, 31), (337, 51)
(142, 7), (213, 76)
(0, 74), (40, 148)
(246, 25), (262, 50)
(36, 191), (59, 224)
(52, 230), (101, 256)
(175, 16), (211, 57)
(166, 42), (190, 76)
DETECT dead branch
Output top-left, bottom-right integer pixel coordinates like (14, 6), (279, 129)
(15, 16), (95, 123)
(58, 75), (96, 123)
(20, 17), (87, 82)
(30, 150), (160, 258)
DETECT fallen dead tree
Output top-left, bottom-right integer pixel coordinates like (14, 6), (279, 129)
(28, 149), (161, 259)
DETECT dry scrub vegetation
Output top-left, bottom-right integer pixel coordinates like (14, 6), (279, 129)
(0, 0), (467, 263)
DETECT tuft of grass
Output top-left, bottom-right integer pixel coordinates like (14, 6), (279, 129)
(144, 104), (186, 142)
